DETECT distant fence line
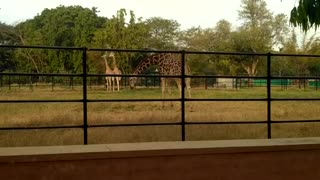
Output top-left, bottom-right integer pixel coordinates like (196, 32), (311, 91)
(1, 74), (319, 91)
(1, 45), (320, 145)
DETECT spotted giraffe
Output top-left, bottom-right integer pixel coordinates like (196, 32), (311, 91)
(129, 53), (191, 98)
(102, 53), (115, 91)
(109, 51), (122, 91)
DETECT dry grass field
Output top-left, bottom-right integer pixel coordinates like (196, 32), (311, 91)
(1, 84), (320, 147)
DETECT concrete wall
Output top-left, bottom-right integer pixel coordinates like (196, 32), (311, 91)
(1, 138), (320, 180)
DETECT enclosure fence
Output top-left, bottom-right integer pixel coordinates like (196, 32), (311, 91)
(1, 45), (320, 145)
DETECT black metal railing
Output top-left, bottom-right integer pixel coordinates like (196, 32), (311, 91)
(1, 45), (320, 145)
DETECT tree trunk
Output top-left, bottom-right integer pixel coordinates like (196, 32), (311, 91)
(241, 59), (259, 88)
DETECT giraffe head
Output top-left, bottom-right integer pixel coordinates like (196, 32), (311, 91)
(108, 51), (115, 58)
(101, 53), (107, 59)
(129, 53), (162, 90)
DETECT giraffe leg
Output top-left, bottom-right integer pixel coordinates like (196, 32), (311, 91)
(176, 79), (182, 98)
(108, 79), (110, 91)
(167, 79), (174, 107)
(117, 78), (120, 91)
(112, 79), (115, 91)
(106, 78), (110, 91)
(186, 78), (194, 112)
(173, 79), (182, 111)
(161, 78), (166, 108)
(186, 78), (192, 98)
(119, 77), (122, 91)
(104, 78), (108, 91)
(116, 78), (118, 91)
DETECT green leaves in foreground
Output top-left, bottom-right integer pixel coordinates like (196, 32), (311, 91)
(290, 0), (320, 32)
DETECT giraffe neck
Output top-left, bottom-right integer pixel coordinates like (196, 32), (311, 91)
(133, 53), (168, 74)
(104, 57), (111, 71)
(112, 56), (118, 70)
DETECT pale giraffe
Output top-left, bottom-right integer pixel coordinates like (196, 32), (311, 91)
(102, 53), (115, 91)
(129, 53), (192, 99)
(109, 52), (122, 91)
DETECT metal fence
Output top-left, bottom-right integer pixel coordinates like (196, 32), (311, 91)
(1, 45), (320, 145)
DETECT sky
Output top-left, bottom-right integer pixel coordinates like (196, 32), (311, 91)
(0, 0), (299, 30)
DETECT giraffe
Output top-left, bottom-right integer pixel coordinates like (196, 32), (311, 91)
(102, 53), (115, 91)
(109, 51), (122, 91)
(129, 53), (191, 99)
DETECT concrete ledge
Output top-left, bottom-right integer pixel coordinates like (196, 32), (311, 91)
(1, 137), (320, 180)
(1, 137), (320, 162)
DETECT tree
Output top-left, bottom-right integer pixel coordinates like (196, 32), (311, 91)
(272, 30), (298, 76)
(233, 0), (289, 77)
(143, 17), (181, 50)
(94, 9), (146, 49)
(179, 20), (239, 76)
(93, 9), (149, 73)
(290, 0), (320, 32)
(14, 5), (103, 73)
(210, 20), (240, 75)
(0, 22), (18, 72)
(299, 32), (320, 76)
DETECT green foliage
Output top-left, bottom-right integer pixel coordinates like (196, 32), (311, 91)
(144, 17), (181, 50)
(234, 0), (289, 76)
(272, 30), (297, 76)
(93, 9), (150, 73)
(290, 0), (320, 32)
(14, 5), (103, 73)
(181, 20), (238, 75)
(239, 0), (272, 28)
(301, 33), (320, 75)
(0, 22), (18, 72)
(0, 2), (311, 78)
(93, 10), (182, 73)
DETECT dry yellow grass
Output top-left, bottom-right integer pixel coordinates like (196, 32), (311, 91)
(0, 86), (320, 147)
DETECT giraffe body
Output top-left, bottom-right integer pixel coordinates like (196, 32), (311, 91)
(129, 53), (191, 98)
(109, 52), (122, 91)
(102, 54), (115, 91)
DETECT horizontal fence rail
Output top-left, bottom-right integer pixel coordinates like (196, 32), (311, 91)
(1, 45), (320, 145)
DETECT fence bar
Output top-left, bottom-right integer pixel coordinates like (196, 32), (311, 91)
(181, 50), (186, 141)
(0, 99), (82, 103)
(0, 44), (83, 50)
(267, 53), (272, 139)
(0, 72), (82, 77)
(89, 122), (181, 128)
(82, 47), (88, 145)
(0, 125), (83, 131)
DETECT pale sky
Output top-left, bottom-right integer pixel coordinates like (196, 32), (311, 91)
(0, 0), (298, 29)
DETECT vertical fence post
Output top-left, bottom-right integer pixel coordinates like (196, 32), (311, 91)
(181, 50), (186, 141)
(267, 52), (272, 139)
(82, 47), (88, 145)
(0, 75), (2, 89)
(51, 76), (54, 92)
(8, 75), (11, 90)
(70, 76), (74, 90)
(18, 75), (21, 89)
(29, 75), (33, 91)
